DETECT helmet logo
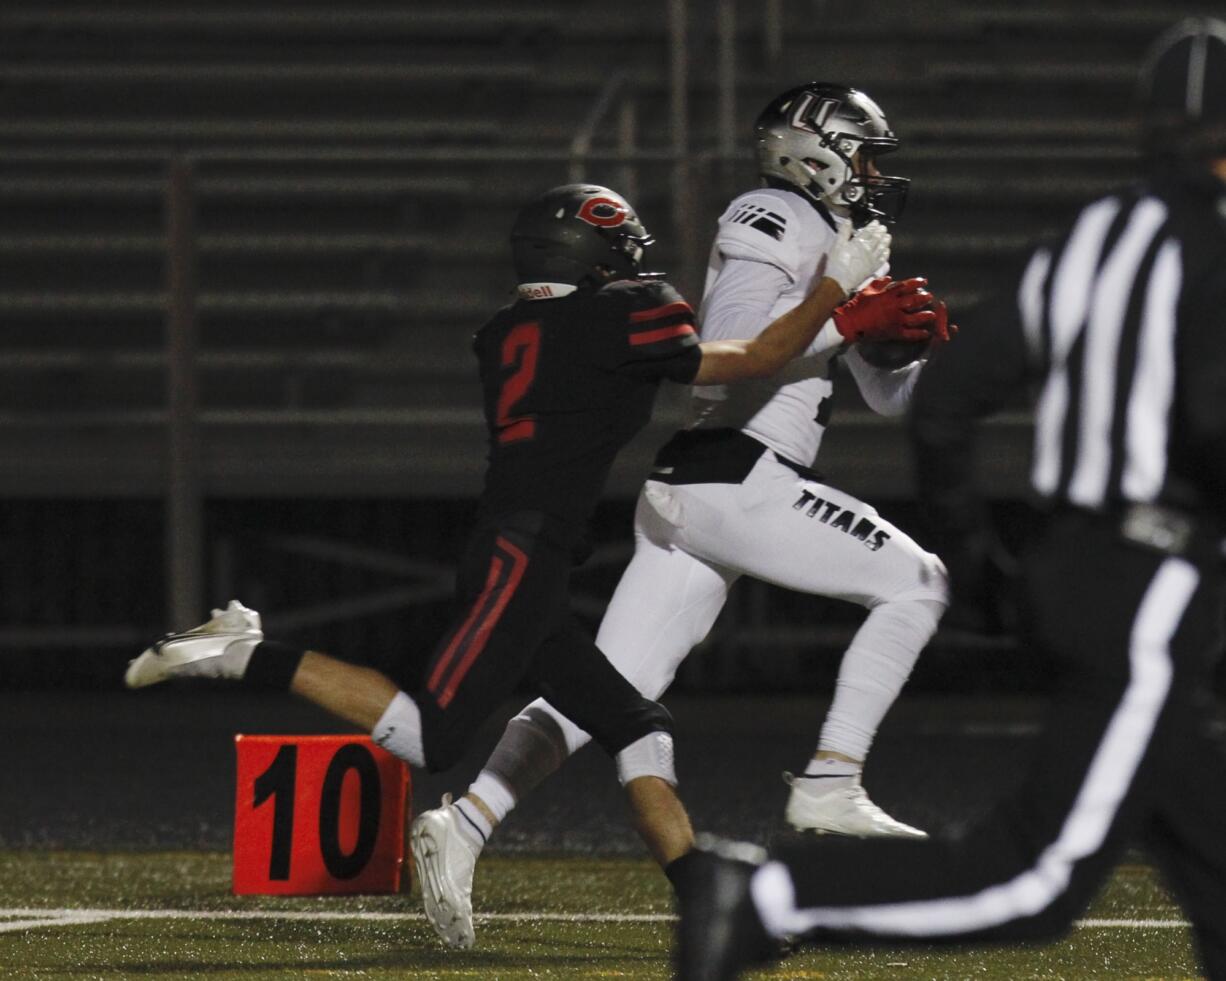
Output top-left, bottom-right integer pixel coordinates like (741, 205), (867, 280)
(790, 93), (840, 133)
(576, 196), (629, 228)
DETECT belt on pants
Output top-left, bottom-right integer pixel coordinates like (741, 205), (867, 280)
(773, 451), (824, 484)
(1116, 502), (1223, 561)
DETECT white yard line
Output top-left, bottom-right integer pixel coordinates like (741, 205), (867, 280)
(1076, 919), (1191, 929)
(0, 908), (1192, 933)
(0, 911), (126, 933)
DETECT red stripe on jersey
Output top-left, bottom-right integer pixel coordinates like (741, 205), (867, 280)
(629, 301), (693, 324)
(498, 419), (536, 444)
(427, 535), (530, 709)
(629, 322), (697, 346)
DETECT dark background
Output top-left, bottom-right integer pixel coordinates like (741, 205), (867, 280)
(1, 1), (1223, 853)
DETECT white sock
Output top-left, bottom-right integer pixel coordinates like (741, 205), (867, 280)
(370, 692), (426, 768)
(468, 771), (517, 824)
(802, 757), (860, 779)
(452, 796), (492, 849)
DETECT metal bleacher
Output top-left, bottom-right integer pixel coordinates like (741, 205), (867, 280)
(3, 0), (1218, 500)
(4, 0), (1217, 504)
(4, 0), (1222, 685)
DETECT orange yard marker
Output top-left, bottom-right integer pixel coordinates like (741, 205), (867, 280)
(233, 735), (411, 895)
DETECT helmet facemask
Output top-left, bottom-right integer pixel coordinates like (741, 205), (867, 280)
(591, 224), (656, 283)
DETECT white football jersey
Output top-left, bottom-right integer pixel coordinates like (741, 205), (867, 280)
(691, 186), (858, 466)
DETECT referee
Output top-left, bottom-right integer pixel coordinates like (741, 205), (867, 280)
(675, 17), (1226, 981)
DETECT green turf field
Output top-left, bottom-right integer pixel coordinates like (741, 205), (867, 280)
(0, 851), (1203, 979)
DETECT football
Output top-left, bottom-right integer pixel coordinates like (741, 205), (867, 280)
(855, 337), (931, 369)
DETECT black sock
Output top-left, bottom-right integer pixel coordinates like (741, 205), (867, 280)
(664, 849), (702, 896)
(241, 640), (306, 690)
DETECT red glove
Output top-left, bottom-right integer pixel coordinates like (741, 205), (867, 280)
(833, 276), (938, 344)
(927, 298), (959, 347)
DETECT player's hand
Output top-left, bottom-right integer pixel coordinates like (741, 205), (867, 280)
(833, 276), (938, 343)
(927, 298), (959, 347)
(823, 220), (891, 294)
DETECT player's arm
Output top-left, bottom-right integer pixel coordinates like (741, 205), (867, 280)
(690, 222), (892, 385)
(844, 348), (923, 417)
(842, 291), (955, 417)
(690, 277), (846, 384)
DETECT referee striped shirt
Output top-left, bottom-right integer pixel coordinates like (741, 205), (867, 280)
(912, 170), (1226, 530)
(1022, 188), (1184, 508)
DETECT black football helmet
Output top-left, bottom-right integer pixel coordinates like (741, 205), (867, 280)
(1138, 17), (1226, 161)
(754, 82), (909, 225)
(510, 184), (655, 288)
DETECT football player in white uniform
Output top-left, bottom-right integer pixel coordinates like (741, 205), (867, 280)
(411, 83), (952, 949)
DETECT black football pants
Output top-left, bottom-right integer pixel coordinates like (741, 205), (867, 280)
(407, 511), (672, 772)
(768, 513), (1226, 978)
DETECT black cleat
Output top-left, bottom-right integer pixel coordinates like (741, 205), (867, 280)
(674, 835), (779, 981)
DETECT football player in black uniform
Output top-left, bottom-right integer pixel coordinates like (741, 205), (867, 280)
(125, 182), (905, 946)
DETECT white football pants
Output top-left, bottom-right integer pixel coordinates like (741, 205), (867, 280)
(514, 450), (949, 761)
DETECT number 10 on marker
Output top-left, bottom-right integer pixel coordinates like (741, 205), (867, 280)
(232, 734), (411, 895)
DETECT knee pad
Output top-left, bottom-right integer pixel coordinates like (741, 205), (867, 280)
(611, 699), (675, 785)
(616, 730), (678, 787)
(566, 685), (674, 762)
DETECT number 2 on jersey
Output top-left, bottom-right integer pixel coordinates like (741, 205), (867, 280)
(496, 321), (541, 444)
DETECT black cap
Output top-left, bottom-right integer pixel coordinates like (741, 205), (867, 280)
(1138, 17), (1226, 158)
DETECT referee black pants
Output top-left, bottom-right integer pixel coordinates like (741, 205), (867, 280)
(407, 511), (671, 773)
(769, 514), (1226, 978)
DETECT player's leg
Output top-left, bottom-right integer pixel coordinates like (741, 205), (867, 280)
(126, 516), (565, 780)
(676, 526), (1201, 978)
(406, 521), (588, 949)
(486, 618), (700, 928)
(527, 616), (695, 864)
(1141, 562), (1226, 979)
(124, 599), (430, 765)
(298, 518), (566, 776)
(649, 455), (947, 837)
(291, 650), (415, 752)
(1145, 731), (1226, 979)
(625, 775), (696, 868)
(413, 611), (699, 950)
(411, 500), (733, 949)
(451, 493), (736, 841)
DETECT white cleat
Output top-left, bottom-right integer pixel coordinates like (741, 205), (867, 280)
(411, 794), (480, 950)
(124, 600), (263, 689)
(783, 771), (928, 840)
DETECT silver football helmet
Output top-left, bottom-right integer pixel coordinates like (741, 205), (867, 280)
(755, 82), (909, 225)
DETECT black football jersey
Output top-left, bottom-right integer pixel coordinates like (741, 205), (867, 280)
(473, 279), (701, 540)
